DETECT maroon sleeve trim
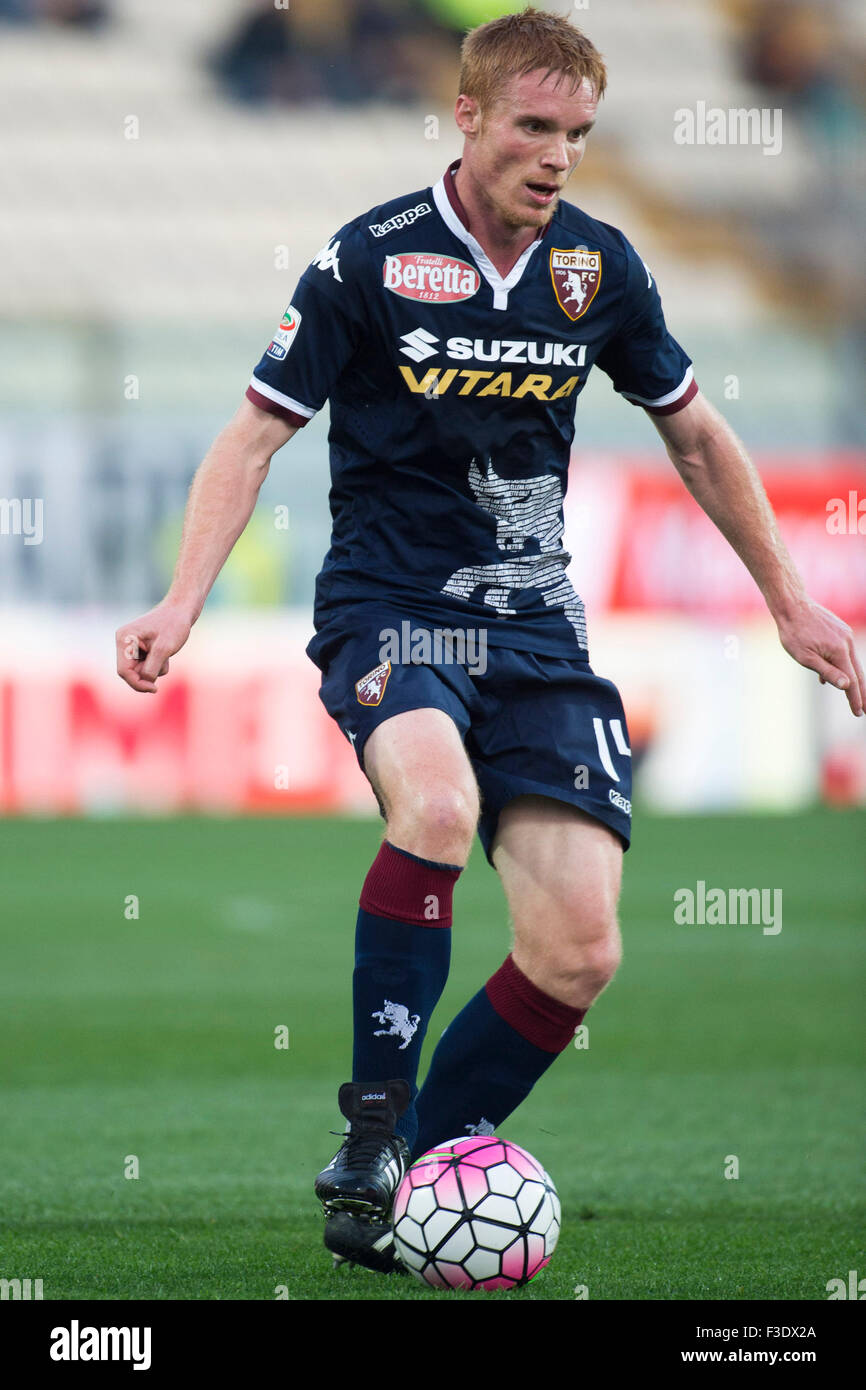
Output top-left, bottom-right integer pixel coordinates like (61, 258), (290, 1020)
(245, 385), (310, 429)
(643, 376), (699, 417)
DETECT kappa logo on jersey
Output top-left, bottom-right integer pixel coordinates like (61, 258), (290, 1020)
(368, 202), (432, 238)
(384, 252), (480, 303)
(266, 304), (302, 360)
(355, 660), (391, 706)
(312, 238), (343, 282)
(550, 248), (602, 321)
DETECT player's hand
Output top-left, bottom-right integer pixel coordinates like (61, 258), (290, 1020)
(115, 602), (194, 694)
(774, 596), (864, 717)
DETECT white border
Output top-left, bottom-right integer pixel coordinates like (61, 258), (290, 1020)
(432, 169), (544, 311)
(620, 365), (694, 409)
(248, 377), (317, 419)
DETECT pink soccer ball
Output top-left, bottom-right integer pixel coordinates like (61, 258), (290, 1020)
(392, 1135), (560, 1290)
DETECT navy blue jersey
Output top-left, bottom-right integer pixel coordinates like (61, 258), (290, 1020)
(247, 159), (697, 660)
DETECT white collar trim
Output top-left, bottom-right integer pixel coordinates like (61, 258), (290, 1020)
(432, 172), (544, 311)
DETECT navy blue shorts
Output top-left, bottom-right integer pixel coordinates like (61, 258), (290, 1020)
(308, 609), (632, 864)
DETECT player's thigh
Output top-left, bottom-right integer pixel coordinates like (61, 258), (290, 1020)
(492, 794), (623, 983)
(364, 708), (480, 862)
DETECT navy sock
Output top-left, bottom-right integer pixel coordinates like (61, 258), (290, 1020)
(413, 953), (586, 1159)
(352, 841), (462, 1153)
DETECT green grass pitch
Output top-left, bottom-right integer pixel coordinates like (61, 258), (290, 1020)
(0, 807), (863, 1301)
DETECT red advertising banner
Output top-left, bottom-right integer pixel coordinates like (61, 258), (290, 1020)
(0, 616), (373, 816)
(603, 464), (866, 621)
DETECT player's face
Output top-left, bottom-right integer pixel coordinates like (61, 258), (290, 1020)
(458, 70), (598, 232)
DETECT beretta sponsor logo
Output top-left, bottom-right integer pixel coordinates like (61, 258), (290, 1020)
(383, 253), (480, 303)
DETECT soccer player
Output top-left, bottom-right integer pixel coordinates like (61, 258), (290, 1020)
(116, 8), (863, 1274)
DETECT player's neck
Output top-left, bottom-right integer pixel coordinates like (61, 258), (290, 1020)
(452, 163), (539, 279)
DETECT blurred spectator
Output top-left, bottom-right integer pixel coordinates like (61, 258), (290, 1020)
(209, 1), (295, 105)
(742, 1), (863, 146)
(737, 1), (865, 435)
(210, 0), (462, 107)
(0, 0), (108, 25)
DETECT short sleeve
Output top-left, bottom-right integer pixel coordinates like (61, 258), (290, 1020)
(246, 224), (369, 427)
(594, 237), (697, 416)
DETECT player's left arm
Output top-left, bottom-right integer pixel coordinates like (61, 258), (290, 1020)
(650, 388), (864, 716)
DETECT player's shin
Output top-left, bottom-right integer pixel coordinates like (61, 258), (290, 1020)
(352, 840), (462, 1153)
(412, 953), (585, 1159)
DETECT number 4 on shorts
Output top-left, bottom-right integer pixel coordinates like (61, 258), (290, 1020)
(593, 717), (631, 783)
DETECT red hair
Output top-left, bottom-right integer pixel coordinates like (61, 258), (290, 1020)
(459, 6), (607, 115)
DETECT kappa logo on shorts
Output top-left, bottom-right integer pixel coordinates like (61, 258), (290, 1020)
(608, 788), (632, 816)
(355, 660), (391, 706)
(550, 247), (601, 321)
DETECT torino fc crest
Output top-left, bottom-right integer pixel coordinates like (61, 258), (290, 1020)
(355, 660), (391, 706)
(550, 248), (601, 321)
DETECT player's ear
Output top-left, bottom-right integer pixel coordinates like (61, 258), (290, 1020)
(455, 93), (481, 139)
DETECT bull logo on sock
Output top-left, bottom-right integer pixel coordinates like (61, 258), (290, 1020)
(372, 1000), (420, 1051)
(464, 1118), (496, 1136)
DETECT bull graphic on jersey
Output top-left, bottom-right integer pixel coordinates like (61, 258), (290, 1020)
(372, 1000), (421, 1050)
(562, 271), (590, 317)
(441, 455), (587, 648)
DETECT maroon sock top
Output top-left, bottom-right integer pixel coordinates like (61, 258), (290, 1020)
(485, 953), (586, 1053)
(359, 840), (462, 927)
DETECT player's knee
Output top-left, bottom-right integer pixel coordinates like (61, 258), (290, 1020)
(389, 782), (478, 863)
(578, 927), (622, 988)
(552, 919), (622, 1004)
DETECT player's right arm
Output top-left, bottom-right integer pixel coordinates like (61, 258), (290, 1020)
(115, 398), (296, 694)
(116, 219), (369, 693)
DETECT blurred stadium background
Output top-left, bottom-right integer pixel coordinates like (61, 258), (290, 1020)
(0, 0), (864, 818)
(1, 0), (865, 1306)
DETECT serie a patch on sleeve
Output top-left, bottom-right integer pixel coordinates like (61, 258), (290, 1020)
(266, 304), (302, 360)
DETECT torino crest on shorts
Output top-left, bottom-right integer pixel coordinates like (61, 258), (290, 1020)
(355, 662), (391, 706)
(247, 158), (697, 665)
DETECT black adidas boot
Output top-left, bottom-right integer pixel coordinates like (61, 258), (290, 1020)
(315, 1079), (411, 1217)
(323, 1210), (406, 1276)
(315, 1080), (411, 1273)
